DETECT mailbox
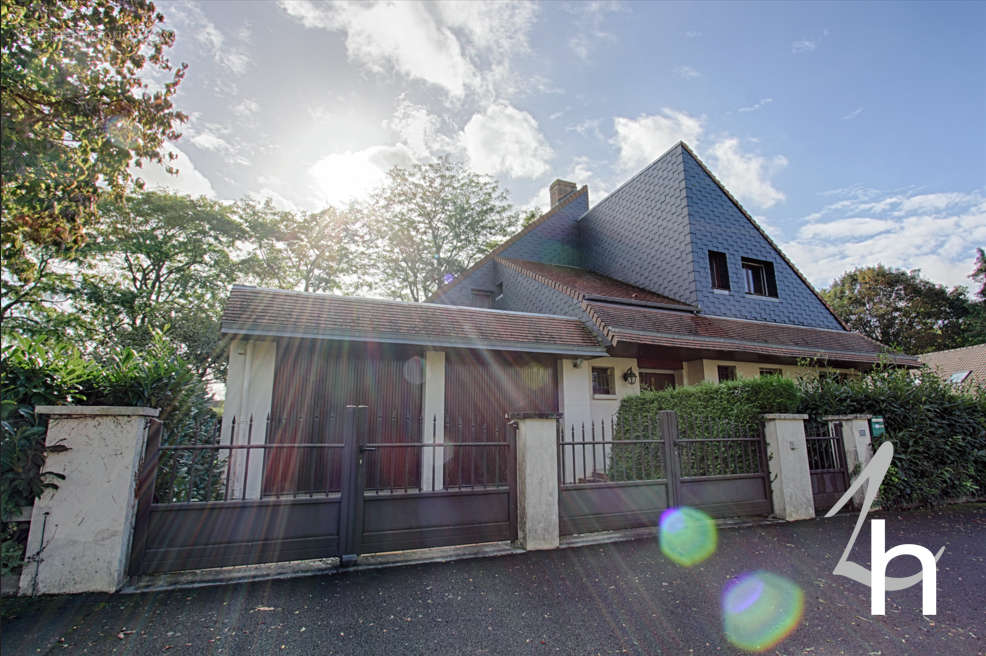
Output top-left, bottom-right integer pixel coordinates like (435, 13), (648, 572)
(870, 416), (885, 438)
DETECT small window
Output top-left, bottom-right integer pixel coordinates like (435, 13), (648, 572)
(708, 251), (730, 290)
(741, 257), (778, 297)
(495, 282), (504, 299)
(471, 289), (493, 308)
(759, 368), (783, 377)
(948, 370), (971, 384)
(592, 367), (615, 395)
(717, 365), (737, 382)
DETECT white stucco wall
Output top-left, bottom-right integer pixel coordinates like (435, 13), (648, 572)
(420, 351), (446, 491)
(221, 339), (277, 499)
(682, 358), (855, 385)
(20, 407), (158, 595)
(762, 413), (815, 522)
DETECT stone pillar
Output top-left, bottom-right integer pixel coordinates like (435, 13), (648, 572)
(222, 339), (276, 499)
(761, 413), (815, 522)
(823, 414), (873, 507)
(511, 412), (560, 550)
(20, 406), (159, 595)
(420, 351), (446, 491)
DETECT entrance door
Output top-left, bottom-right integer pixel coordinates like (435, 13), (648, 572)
(640, 371), (676, 391)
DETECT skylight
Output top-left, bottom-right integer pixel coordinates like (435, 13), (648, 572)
(949, 370), (971, 384)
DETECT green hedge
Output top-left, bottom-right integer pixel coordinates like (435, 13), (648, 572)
(798, 367), (986, 508)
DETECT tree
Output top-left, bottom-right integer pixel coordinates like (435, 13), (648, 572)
(1, 0), (186, 282)
(73, 192), (245, 379)
(237, 200), (357, 294)
(823, 265), (971, 354)
(971, 248), (986, 301)
(365, 158), (520, 302)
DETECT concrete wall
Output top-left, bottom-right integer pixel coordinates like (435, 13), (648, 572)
(420, 351), (446, 491)
(222, 339), (276, 499)
(762, 414), (815, 522)
(20, 406), (159, 595)
(512, 415), (560, 549)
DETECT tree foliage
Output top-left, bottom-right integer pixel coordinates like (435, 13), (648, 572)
(823, 265), (971, 354)
(237, 199), (357, 294)
(1, 0), (186, 281)
(72, 192), (244, 379)
(366, 157), (520, 301)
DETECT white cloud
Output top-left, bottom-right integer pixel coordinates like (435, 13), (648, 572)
(308, 144), (415, 207)
(612, 108), (705, 170)
(279, 0), (537, 101)
(460, 103), (553, 179)
(233, 99), (260, 117)
(248, 188), (299, 213)
(738, 98), (774, 113)
(674, 66), (701, 79)
(567, 118), (605, 141)
(842, 107), (864, 120)
(190, 132), (232, 152)
(792, 39), (817, 54)
(132, 143), (217, 198)
(170, 1), (251, 74)
(783, 189), (986, 291)
(566, 1), (621, 62)
(386, 99), (455, 159)
(685, 30), (702, 38)
(707, 138), (788, 210)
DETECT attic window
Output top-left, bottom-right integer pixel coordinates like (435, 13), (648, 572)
(741, 257), (778, 297)
(471, 289), (493, 308)
(708, 251), (730, 290)
(949, 370), (971, 384)
(495, 282), (503, 300)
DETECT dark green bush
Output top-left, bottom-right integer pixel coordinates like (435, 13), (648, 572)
(0, 332), (220, 573)
(798, 366), (986, 508)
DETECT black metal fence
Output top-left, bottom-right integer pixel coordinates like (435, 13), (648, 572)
(558, 414), (666, 484)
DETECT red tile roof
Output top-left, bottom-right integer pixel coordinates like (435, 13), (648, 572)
(222, 286), (606, 355)
(498, 258), (693, 309)
(918, 343), (986, 386)
(583, 301), (919, 366)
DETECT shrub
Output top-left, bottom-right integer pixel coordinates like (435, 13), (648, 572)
(799, 366), (986, 508)
(0, 332), (220, 573)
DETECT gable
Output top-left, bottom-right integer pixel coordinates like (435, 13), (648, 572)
(680, 145), (844, 330)
(579, 144), (699, 305)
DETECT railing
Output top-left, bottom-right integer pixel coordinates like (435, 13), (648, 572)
(144, 414), (512, 504)
(677, 415), (766, 478)
(805, 420), (846, 473)
(559, 415), (666, 485)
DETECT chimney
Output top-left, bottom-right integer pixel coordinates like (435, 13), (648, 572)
(549, 179), (577, 208)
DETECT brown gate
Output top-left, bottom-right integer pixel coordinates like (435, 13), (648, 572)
(557, 411), (771, 536)
(805, 420), (850, 512)
(129, 408), (517, 576)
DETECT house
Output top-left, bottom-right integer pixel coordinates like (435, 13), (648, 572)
(219, 142), (916, 496)
(918, 343), (986, 388)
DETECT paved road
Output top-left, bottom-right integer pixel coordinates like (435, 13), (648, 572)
(2, 505), (984, 655)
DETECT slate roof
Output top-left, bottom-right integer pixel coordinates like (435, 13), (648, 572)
(497, 258), (694, 310)
(582, 301), (919, 366)
(222, 285), (607, 356)
(918, 343), (986, 386)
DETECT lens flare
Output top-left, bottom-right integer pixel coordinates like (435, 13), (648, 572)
(658, 506), (717, 567)
(722, 571), (804, 652)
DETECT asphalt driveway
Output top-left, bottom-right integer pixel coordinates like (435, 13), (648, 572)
(2, 504), (984, 655)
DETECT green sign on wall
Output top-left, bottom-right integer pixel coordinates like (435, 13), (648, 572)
(870, 416), (885, 438)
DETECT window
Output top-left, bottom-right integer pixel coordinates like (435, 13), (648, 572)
(640, 371), (676, 391)
(948, 370), (971, 385)
(708, 251), (730, 290)
(592, 367), (615, 395)
(759, 368), (783, 377)
(495, 282), (504, 299)
(741, 257), (778, 297)
(717, 365), (737, 382)
(471, 290), (493, 308)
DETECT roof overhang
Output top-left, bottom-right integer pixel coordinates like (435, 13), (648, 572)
(222, 324), (609, 358)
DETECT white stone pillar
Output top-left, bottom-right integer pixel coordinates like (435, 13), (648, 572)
(761, 413), (815, 522)
(19, 406), (159, 595)
(420, 351), (445, 491)
(222, 339), (276, 499)
(823, 414), (873, 507)
(512, 413), (560, 550)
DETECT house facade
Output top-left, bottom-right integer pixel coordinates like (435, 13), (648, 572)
(220, 142), (916, 494)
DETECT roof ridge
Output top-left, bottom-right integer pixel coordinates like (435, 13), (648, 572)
(425, 185), (589, 302)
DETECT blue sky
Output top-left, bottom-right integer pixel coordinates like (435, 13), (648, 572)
(140, 0), (986, 292)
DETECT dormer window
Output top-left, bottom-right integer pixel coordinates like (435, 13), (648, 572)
(471, 289), (494, 308)
(709, 251), (730, 290)
(741, 257), (777, 297)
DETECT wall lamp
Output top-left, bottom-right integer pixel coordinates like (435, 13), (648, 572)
(622, 367), (638, 384)
(572, 358), (584, 368)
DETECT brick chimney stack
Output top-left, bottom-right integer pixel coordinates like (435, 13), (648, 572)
(549, 179), (577, 208)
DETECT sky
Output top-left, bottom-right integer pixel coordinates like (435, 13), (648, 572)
(139, 0), (986, 293)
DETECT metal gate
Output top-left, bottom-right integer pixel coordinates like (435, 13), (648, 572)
(805, 420), (850, 512)
(557, 411), (771, 536)
(129, 407), (516, 576)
